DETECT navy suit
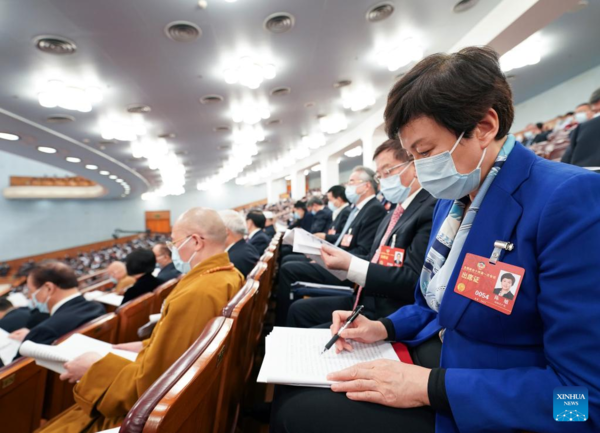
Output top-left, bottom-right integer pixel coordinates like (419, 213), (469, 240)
(248, 230), (271, 254)
(264, 225), (276, 240)
(327, 205), (351, 235)
(121, 273), (162, 305)
(310, 208), (332, 233)
(0, 307), (33, 332)
(561, 116), (600, 167)
(156, 262), (181, 283)
(228, 239), (260, 277)
(22, 296), (106, 347)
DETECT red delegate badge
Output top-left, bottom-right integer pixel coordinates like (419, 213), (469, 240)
(378, 246), (405, 267)
(340, 230), (353, 247)
(453, 253), (525, 315)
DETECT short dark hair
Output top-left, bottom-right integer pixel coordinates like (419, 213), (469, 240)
(327, 185), (348, 203)
(293, 201), (307, 211)
(126, 249), (156, 276)
(500, 273), (515, 286)
(590, 88), (600, 105)
(29, 260), (78, 289)
(535, 122), (543, 130)
(246, 211), (266, 229)
(155, 243), (171, 258)
(307, 197), (323, 207)
(0, 296), (13, 311)
(576, 102), (590, 109)
(373, 138), (412, 163)
(384, 46), (514, 141)
(565, 111), (574, 116)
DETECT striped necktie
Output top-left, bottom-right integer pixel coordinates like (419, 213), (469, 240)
(334, 206), (359, 247)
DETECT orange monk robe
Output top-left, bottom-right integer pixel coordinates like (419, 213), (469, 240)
(39, 252), (243, 433)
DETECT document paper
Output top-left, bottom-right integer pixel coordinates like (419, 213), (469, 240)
(0, 328), (21, 365)
(283, 228), (349, 280)
(257, 327), (399, 387)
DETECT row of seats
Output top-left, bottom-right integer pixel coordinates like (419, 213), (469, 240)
(0, 233), (281, 433)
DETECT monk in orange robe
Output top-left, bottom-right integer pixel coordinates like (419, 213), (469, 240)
(39, 207), (244, 433)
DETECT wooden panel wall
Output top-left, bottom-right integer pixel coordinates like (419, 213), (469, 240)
(145, 211), (171, 234)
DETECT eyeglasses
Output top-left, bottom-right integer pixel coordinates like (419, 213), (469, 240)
(374, 161), (411, 181)
(166, 234), (205, 250)
(346, 179), (366, 187)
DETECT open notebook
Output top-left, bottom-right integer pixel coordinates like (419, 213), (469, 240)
(19, 333), (137, 375)
(83, 291), (124, 307)
(0, 328), (21, 365)
(257, 327), (399, 387)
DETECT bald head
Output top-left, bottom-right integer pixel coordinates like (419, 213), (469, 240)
(174, 207), (228, 246)
(107, 261), (127, 280)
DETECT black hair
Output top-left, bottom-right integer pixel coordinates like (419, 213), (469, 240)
(0, 296), (13, 311)
(500, 273), (516, 286)
(246, 211), (266, 229)
(293, 201), (307, 211)
(126, 249), (157, 276)
(28, 260), (78, 289)
(327, 185), (348, 203)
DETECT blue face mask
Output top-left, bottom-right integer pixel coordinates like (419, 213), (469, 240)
(108, 277), (118, 285)
(345, 182), (365, 204)
(414, 132), (487, 200)
(31, 287), (50, 314)
(171, 237), (196, 274)
(379, 162), (414, 204)
(328, 201), (338, 212)
(293, 211), (301, 220)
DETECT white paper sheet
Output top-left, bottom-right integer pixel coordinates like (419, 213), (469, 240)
(7, 292), (29, 308)
(257, 327), (399, 387)
(0, 328), (21, 365)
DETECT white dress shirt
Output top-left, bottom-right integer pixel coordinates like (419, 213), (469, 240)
(347, 189), (422, 287)
(50, 292), (82, 316)
(332, 203), (349, 222)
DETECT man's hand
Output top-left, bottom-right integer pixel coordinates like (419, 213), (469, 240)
(8, 328), (29, 342)
(314, 233), (326, 240)
(328, 360), (431, 408)
(60, 352), (104, 383)
(113, 341), (144, 353)
(320, 244), (352, 271)
(330, 310), (388, 353)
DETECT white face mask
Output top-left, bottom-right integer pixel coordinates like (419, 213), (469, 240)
(379, 162), (414, 204)
(574, 112), (589, 124)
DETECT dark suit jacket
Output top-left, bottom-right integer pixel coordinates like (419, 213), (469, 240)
(121, 273), (162, 305)
(310, 208), (332, 234)
(561, 116), (600, 167)
(362, 189), (436, 317)
(0, 307), (33, 332)
(325, 197), (387, 258)
(326, 205), (351, 235)
(22, 296), (106, 347)
(264, 225), (276, 240)
(156, 262), (181, 283)
(248, 230), (271, 254)
(493, 288), (515, 300)
(228, 239), (260, 277)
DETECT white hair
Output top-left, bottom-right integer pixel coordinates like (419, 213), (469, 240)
(218, 210), (248, 236)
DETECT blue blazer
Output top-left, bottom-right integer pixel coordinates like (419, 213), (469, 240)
(388, 143), (600, 433)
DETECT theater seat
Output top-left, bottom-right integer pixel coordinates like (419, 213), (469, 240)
(43, 313), (119, 420)
(116, 292), (154, 343)
(120, 316), (233, 433)
(151, 277), (179, 315)
(80, 277), (115, 294)
(0, 357), (47, 433)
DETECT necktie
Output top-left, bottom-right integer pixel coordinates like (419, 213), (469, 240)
(334, 206), (359, 247)
(353, 205), (405, 309)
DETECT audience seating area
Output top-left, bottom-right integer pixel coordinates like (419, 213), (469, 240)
(0, 233), (282, 433)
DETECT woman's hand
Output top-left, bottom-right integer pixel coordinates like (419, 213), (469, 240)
(113, 341), (144, 353)
(60, 352), (104, 383)
(330, 311), (388, 353)
(328, 360), (431, 408)
(320, 245), (353, 271)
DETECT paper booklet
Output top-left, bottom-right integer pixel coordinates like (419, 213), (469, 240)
(291, 281), (354, 293)
(257, 327), (399, 387)
(84, 291), (124, 307)
(7, 292), (29, 308)
(19, 333), (137, 375)
(283, 228), (349, 281)
(0, 328), (21, 365)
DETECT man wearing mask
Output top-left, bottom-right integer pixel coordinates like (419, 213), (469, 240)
(521, 123), (542, 146)
(562, 91), (600, 167)
(289, 201), (314, 232)
(320, 185), (351, 239)
(151, 243), (181, 283)
(8, 261), (105, 349)
(307, 196), (332, 234)
(106, 261), (135, 295)
(287, 139), (436, 327)
(275, 166), (386, 326)
(40, 207), (244, 433)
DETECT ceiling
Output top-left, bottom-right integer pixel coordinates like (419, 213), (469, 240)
(0, 0), (597, 199)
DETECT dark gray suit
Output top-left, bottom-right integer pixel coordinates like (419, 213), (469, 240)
(561, 116), (600, 168)
(228, 239), (260, 277)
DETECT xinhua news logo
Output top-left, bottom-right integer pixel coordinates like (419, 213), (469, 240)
(554, 387), (588, 422)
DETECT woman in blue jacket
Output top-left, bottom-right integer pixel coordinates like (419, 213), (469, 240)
(271, 46), (600, 433)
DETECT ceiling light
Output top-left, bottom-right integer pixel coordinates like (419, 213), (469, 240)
(85, 164), (98, 170)
(303, 169), (310, 176)
(109, 175), (117, 179)
(342, 87), (376, 112)
(38, 80), (103, 113)
(37, 146), (57, 154)
(285, 175), (291, 181)
(311, 164), (322, 172)
(302, 132), (326, 150)
(99, 170), (110, 175)
(165, 21), (202, 42)
(319, 113), (348, 134)
(34, 36), (77, 55)
(127, 104), (151, 114)
(367, 3), (395, 22)
(453, 0), (479, 13)
(223, 56), (276, 89)
(270, 87), (291, 96)
(376, 37), (424, 72)
(65, 157), (81, 163)
(500, 34), (542, 73)
(264, 12), (295, 33)
(344, 146), (363, 158)
(0, 132), (19, 141)
(231, 102), (271, 125)
(100, 115), (147, 141)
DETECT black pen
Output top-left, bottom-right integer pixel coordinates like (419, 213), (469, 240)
(321, 305), (364, 354)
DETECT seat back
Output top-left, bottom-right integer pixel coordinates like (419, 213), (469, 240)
(116, 293), (154, 343)
(43, 313), (119, 419)
(120, 317), (232, 433)
(80, 277), (115, 294)
(216, 280), (259, 433)
(0, 358), (47, 433)
(151, 277), (179, 314)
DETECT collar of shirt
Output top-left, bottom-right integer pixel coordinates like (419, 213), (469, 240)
(356, 194), (376, 211)
(248, 229), (261, 239)
(51, 293), (81, 316)
(333, 202), (349, 220)
(400, 188), (422, 210)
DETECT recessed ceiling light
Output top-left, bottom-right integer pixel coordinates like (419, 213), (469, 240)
(99, 170), (110, 175)
(334, 80), (352, 88)
(37, 146), (57, 154)
(366, 3), (395, 22)
(109, 175), (117, 179)
(270, 87), (291, 96)
(0, 132), (19, 141)
(46, 114), (75, 124)
(165, 21), (202, 42)
(116, 178), (124, 183)
(304, 102), (315, 108)
(264, 12), (295, 33)
(200, 95), (224, 104)
(127, 104), (151, 114)
(85, 164), (98, 170)
(65, 157), (81, 163)
(34, 36), (77, 55)
(158, 133), (176, 139)
(453, 0), (479, 13)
